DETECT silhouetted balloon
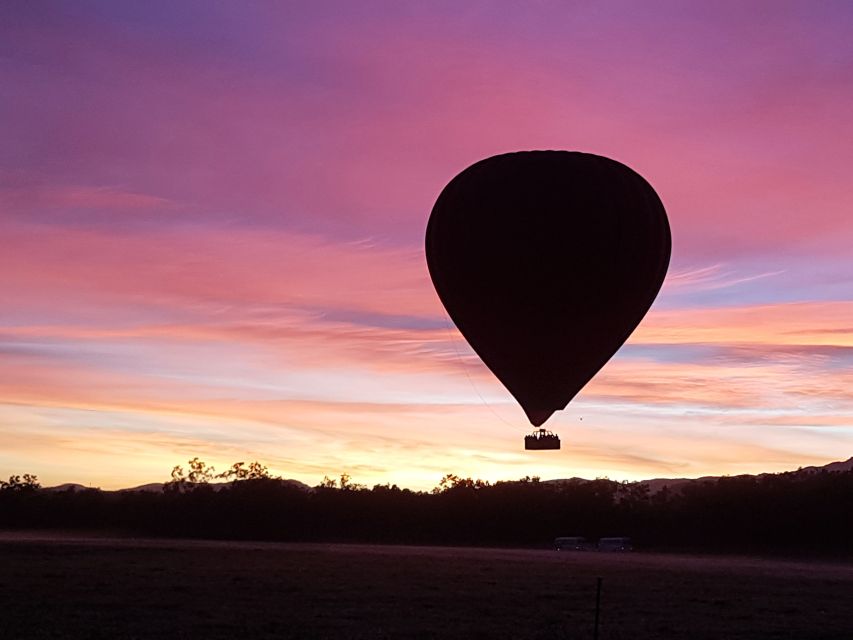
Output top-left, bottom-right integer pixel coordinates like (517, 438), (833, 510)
(426, 151), (670, 426)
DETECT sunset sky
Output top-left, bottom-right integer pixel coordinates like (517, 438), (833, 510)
(2, 1), (852, 490)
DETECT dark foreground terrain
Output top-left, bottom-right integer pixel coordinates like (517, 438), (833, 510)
(1, 533), (851, 639)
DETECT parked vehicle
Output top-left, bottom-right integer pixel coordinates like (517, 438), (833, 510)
(554, 536), (592, 551)
(597, 537), (633, 552)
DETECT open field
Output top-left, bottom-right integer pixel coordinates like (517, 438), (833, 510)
(1, 533), (851, 639)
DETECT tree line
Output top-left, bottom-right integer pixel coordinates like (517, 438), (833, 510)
(1, 462), (851, 556)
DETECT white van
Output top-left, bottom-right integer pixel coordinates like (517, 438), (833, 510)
(597, 537), (633, 552)
(554, 536), (592, 551)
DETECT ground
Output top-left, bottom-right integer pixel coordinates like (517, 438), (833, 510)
(1, 532), (851, 639)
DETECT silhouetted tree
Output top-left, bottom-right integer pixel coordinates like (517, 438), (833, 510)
(164, 458), (217, 492)
(339, 473), (366, 491)
(318, 475), (337, 489)
(218, 461), (273, 481)
(0, 474), (40, 491)
(432, 474), (490, 493)
(187, 457), (215, 483)
(2, 460), (850, 554)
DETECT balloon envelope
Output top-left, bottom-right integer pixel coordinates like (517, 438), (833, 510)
(425, 151), (671, 426)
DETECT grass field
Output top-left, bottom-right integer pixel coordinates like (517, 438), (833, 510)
(1, 533), (851, 639)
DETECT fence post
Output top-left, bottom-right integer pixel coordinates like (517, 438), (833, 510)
(593, 576), (602, 640)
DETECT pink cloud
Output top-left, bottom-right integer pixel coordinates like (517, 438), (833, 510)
(6, 5), (852, 261)
(635, 301), (853, 347)
(3, 284), (852, 422)
(663, 264), (787, 293)
(0, 220), (438, 318)
(0, 183), (173, 212)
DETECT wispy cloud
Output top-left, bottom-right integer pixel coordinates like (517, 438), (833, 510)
(0, 183), (173, 213)
(664, 264), (786, 293)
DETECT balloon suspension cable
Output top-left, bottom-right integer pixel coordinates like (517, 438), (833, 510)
(441, 312), (516, 429)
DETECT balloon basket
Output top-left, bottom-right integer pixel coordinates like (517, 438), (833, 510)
(524, 428), (561, 450)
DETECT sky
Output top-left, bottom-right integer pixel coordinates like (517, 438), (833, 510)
(1, 1), (852, 490)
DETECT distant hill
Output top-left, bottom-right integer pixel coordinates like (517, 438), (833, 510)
(115, 479), (313, 493)
(40, 479), (313, 494)
(119, 483), (166, 493)
(551, 456), (853, 495)
(37, 458), (852, 495)
(797, 457), (853, 474)
(43, 483), (93, 493)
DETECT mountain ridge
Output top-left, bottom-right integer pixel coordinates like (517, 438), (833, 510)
(41, 457), (853, 494)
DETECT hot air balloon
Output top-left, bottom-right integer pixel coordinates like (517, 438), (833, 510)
(425, 151), (671, 449)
